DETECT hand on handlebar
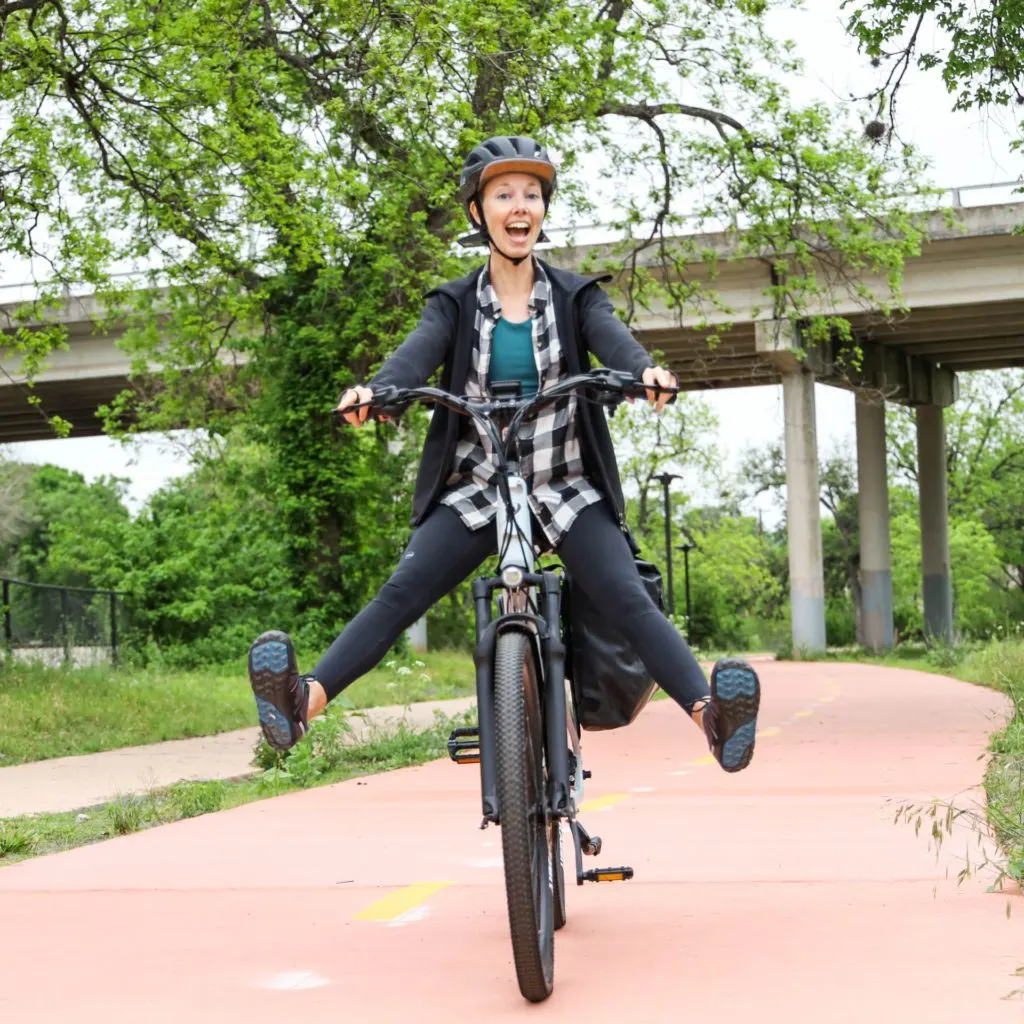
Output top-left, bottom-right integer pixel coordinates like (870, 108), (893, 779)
(335, 368), (677, 428)
(640, 366), (679, 414)
(337, 385), (390, 426)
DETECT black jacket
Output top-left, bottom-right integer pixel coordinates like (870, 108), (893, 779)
(367, 258), (654, 528)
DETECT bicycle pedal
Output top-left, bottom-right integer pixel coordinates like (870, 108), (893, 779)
(447, 726), (480, 764)
(582, 866), (634, 883)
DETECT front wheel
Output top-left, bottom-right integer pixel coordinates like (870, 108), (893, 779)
(494, 629), (554, 1002)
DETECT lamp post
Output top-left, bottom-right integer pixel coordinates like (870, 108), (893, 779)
(678, 541), (694, 635)
(653, 472), (681, 613)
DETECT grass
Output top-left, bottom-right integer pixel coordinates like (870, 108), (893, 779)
(0, 648), (476, 765)
(957, 643), (1024, 883)
(0, 710), (467, 866)
(813, 638), (1024, 886)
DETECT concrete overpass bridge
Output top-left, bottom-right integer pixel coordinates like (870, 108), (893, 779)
(2, 198), (1023, 651)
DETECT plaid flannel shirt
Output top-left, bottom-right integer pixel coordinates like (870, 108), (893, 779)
(439, 261), (603, 549)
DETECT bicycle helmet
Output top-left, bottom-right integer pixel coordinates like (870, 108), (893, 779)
(457, 135), (557, 259)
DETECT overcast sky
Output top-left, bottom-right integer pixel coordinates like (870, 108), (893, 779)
(4, 1), (1021, 516)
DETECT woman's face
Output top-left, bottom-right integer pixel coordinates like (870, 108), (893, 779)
(472, 172), (546, 259)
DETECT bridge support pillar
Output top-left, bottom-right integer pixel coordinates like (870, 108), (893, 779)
(855, 398), (894, 651)
(782, 368), (827, 652)
(916, 405), (953, 643)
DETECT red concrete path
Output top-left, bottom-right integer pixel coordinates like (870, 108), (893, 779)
(1, 663), (1021, 1022)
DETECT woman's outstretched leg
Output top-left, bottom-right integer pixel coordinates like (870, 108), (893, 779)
(556, 501), (760, 772)
(248, 505), (495, 750)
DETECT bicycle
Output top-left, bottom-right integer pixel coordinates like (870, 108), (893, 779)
(352, 367), (675, 1003)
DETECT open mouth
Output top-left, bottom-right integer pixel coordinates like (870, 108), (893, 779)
(505, 222), (531, 242)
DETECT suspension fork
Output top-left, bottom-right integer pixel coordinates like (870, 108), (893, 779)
(540, 570), (571, 816)
(472, 578), (498, 823)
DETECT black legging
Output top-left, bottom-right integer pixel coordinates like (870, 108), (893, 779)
(314, 499), (711, 713)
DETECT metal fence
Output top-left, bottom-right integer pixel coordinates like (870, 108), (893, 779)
(1, 577), (128, 667)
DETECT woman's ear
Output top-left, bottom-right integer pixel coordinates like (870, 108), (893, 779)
(469, 198), (482, 228)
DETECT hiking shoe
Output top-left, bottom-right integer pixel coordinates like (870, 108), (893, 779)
(248, 630), (310, 751)
(702, 657), (760, 773)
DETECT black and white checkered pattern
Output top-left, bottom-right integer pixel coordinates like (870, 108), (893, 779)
(439, 262), (603, 549)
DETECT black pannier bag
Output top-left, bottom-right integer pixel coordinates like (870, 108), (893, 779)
(561, 553), (665, 731)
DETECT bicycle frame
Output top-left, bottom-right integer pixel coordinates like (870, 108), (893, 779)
(360, 369), (669, 834)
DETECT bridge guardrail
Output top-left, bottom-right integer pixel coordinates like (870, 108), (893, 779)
(0, 181), (1020, 305)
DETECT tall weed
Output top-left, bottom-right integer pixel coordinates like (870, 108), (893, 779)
(106, 793), (151, 835)
(896, 640), (1024, 891)
(0, 821), (37, 856)
(167, 780), (227, 819)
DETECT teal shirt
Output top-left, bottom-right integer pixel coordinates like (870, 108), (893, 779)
(489, 317), (539, 397)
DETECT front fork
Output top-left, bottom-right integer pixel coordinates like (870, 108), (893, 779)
(540, 572), (571, 818)
(469, 570), (570, 825)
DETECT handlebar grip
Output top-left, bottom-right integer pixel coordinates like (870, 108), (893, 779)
(335, 385), (409, 424)
(608, 372), (678, 405)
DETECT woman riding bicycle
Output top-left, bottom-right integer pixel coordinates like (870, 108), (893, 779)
(248, 135), (760, 773)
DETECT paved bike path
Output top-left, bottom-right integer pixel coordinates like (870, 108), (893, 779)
(1, 662), (1021, 1022)
(0, 697), (477, 817)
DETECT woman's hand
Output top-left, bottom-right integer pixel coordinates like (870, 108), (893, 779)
(336, 385), (375, 426)
(641, 365), (678, 414)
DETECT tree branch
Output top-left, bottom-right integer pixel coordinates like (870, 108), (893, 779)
(597, 0), (625, 83)
(598, 101), (746, 141)
(0, 0), (50, 18)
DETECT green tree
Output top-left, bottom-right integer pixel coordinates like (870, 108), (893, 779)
(685, 509), (785, 650)
(843, 0), (1024, 150)
(889, 509), (1010, 640)
(118, 435), (301, 664)
(887, 370), (1024, 590)
(0, 456), (32, 557)
(1, 0), (938, 634)
(0, 463), (130, 647)
(610, 393), (721, 536)
(2, 464), (130, 589)
(740, 442), (864, 640)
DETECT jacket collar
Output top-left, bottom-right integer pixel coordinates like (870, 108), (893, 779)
(428, 257), (610, 304)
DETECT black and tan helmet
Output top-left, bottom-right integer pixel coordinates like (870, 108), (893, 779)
(457, 135), (557, 246)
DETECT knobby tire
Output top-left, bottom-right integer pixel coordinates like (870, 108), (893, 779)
(494, 629), (554, 1002)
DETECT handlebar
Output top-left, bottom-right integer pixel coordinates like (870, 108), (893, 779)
(335, 368), (678, 468)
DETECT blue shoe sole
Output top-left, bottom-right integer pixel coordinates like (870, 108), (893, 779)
(710, 659), (760, 772)
(255, 696), (295, 749)
(248, 630), (302, 751)
(250, 640), (290, 674)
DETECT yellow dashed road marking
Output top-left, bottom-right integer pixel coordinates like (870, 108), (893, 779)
(757, 727), (782, 738)
(353, 881), (453, 922)
(579, 792), (628, 813)
(793, 710), (813, 719)
(687, 755), (717, 767)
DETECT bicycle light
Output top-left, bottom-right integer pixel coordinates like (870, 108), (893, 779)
(501, 566), (525, 589)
